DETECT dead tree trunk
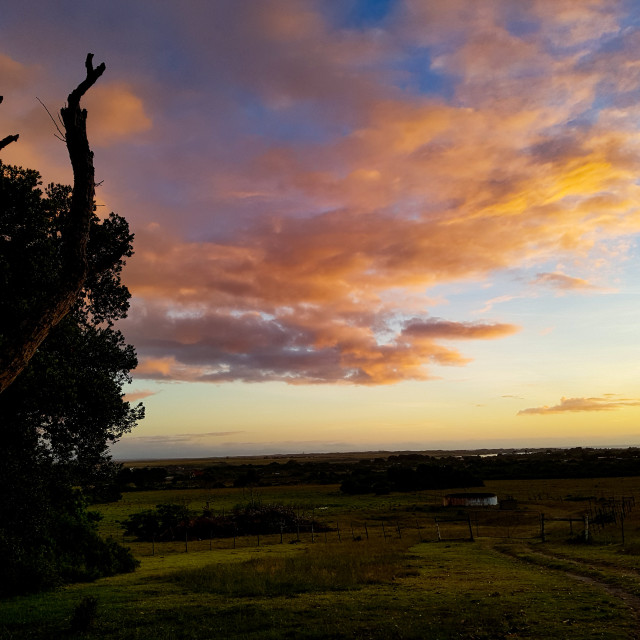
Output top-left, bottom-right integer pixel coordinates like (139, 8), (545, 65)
(0, 54), (106, 394)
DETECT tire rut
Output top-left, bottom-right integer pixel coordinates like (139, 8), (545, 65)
(496, 546), (640, 627)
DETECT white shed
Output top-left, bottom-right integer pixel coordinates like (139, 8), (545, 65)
(443, 492), (498, 507)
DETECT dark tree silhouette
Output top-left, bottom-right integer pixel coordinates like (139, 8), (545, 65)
(0, 54), (114, 393)
(0, 160), (143, 594)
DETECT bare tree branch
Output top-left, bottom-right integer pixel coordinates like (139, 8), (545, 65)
(0, 96), (20, 151)
(0, 54), (107, 394)
(0, 134), (19, 151)
(36, 97), (66, 142)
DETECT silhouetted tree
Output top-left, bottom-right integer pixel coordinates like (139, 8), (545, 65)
(0, 54), (112, 393)
(0, 160), (143, 595)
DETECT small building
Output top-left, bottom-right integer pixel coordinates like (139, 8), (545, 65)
(443, 492), (498, 507)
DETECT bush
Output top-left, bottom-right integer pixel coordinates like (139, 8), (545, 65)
(123, 500), (327, 541)
(0, 483), (138, 596)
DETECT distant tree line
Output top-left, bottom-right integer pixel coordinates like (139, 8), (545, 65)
(340, 463), (483, 495)
(117, 448), (640, 495)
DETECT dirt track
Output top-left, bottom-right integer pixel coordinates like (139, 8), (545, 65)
(498, 545), (640, 635)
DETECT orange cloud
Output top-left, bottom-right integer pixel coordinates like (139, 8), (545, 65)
(83, 83), (152, 146)
(403, 319), (519, 341)
(5, 2), (640, 388)
(518, 396), (640, 415)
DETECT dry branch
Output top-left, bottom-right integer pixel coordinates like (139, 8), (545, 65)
(0, 96), (20, 150)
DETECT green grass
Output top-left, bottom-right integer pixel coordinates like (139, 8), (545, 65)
(165, 538), (414, 597)
(5, 478), (640, 638)
(2, 539), (635, 639)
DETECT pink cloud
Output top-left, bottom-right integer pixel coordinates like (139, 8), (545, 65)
(122, 390), (156, 402)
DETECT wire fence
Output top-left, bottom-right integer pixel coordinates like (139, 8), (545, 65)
(120, 512), (545, 556)
(116, 495), (637, 556)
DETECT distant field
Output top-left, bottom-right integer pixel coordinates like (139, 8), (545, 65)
(4, 462), (640, 638)
(118, 447), (535, 467)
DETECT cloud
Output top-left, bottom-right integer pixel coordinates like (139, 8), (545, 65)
(402, 319), (519, 341)
(126, 302), (521, 385)
(123, 431), (246, 444)
(122, 389), (156, 402)
(4, 2), (640, 388)
(84, 83), (152, 146)
(518, 396), (640, 415)
(117, 1), (640, 386)
(530, 272), (599, 292)
(110, 430), (249, 459)
(0, 54), (37, 92)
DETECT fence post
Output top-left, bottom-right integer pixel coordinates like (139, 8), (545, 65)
(467, 514), (474, 542)
(435, 518), (441, 542)
(540, 513), (545, 542)
(364, 523), (369, 540)
(620, 513), (625, 546)
(381, 521), (387, 540)
(584, 514), (589, 542)
(337, 522), (341, 542)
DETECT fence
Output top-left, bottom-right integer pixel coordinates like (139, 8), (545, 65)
(119, 497), (637, 555)
(121, 512), (545, 555)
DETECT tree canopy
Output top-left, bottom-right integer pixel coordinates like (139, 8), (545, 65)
(0, 161), (143, 595)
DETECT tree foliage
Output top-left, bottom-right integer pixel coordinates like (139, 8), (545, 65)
(0, 162), (143, 595)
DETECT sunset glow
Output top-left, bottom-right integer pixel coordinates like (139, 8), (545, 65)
(2, 1), (640, 458)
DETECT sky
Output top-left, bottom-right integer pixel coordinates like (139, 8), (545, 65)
(2, 0), (640, 458)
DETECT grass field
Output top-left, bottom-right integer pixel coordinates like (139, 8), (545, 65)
(3, 476), (640, 639)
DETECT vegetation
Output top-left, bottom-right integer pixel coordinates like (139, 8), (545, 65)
(123, 499), (328, 541)
(0, 162), (143, 595)
(3, 474), (640, 638)
(167, 539), (413, 597)
(115, 447), (640, 493)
